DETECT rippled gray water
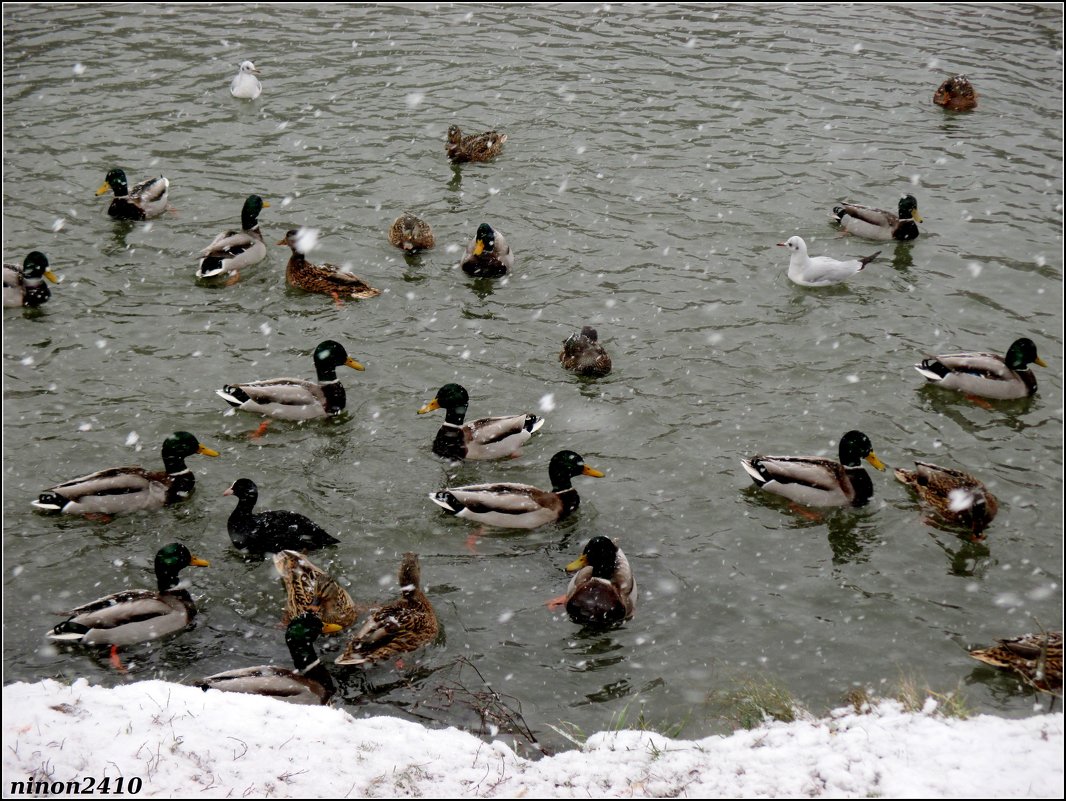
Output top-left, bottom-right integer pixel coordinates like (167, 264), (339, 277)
(3, 3), (1062, 756)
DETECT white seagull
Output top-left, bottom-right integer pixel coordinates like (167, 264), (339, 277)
(777, 236), (880, 287)
(230, 61), (262, 99)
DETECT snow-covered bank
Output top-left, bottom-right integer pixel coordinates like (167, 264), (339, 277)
(2, 680), (1062, 798)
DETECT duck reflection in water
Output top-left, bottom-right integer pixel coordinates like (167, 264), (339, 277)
(929, 531), (993, 578)
(825, 515), (879, 565)
(891, 244), (914, 272)
(466, 275), (498, 300)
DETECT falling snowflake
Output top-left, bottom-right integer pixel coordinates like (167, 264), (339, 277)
(294, 228), (319, 253)
(948, 489), (975, 513)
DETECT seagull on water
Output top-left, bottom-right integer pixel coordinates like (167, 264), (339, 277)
(777, 236), (880, 287)
(230, 61), (262, 99)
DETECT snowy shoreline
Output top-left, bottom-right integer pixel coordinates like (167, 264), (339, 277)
(2, 679), (1062, 798)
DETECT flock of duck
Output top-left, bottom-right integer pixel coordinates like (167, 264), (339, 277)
(7, 69), (1060, 703)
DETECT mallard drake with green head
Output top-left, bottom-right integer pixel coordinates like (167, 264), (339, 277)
(894, 461), (998, 538)
(446, 125), (507, 163)
(216, 339), (365, 420)
(95, 168), (170, 220)
(48, 543), (209, 646)
(223, 478), (340, 553)
(32, 432), (219, 516)
(4, 251), (57, 308)
(562, 536), (636, 627)
(831, 194), (923, 241)
(560, 326), (613, 377)
(915, 337), (1047, 400)
(388, 212), (435, 253)
(969, 631), (1062, 694)
(460, 223), (513, 277)
(741, 430), (887, 508)
(934, 75), (977, 111)
(336, 553), (438, 667)
(198, 612), (343, 705)
(417, 383), (544, 461)
(278, 229), (381, 299)
(197, 195), (270, 280)
(430, 450), (604, 529)
(273, 550), (361, 630)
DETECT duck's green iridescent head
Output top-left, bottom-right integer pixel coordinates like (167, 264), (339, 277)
(22, 251), (57, 282)
(313, 340), (364, 372)
(157, 542), (210, 570)
(1005, 338), (1047, 370)
(548, 450), (605, 488)
(418, 383), (470, 415)
(898, 194), (922, 224)
(163, 431), (220, 459)
(566, 536), (620, 578)
(473, 223), (496, 256)
(286, 611), (341, 645)
(96, 168), (128, 197)
(838, 430), (886, 471)
(241, 195), (268, 228)
(154, 542), (209, 590)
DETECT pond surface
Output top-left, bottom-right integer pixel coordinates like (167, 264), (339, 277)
(3, 3), (1062, 755)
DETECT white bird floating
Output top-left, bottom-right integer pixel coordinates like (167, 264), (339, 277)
(777, 236), (880, 287)
(230, 61), (262, 99)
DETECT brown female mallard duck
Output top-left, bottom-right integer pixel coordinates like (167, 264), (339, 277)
(560, 326), (613, 377)
(741, 430), (886, 508)
(969, 631), (1062, 694)
(460, 223), (514, 277)
(4, 251), (57, 308)
(561, 536), (636, 627)
(273, 550), (360, 630)
(446, 125), (507, 163)
(196, 195), (270, 281)
(335, 553), (438, 666)
(95, 168), (170, 220)
(197, 613), (343, 705)
(915, 337), (1047, 400)
(32, 431), (219, 516)
(278, 229), (380, 300)
(831, 194), (923, 242)
(934, 75), (978, 111)
(48, 543), (209, 646)
(894, 461), (998, 538)
(388, 212), (435, 253)
(430, 450), (604, 530)
(417, 383), (544, 461)
(216, 339), (365, 420)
